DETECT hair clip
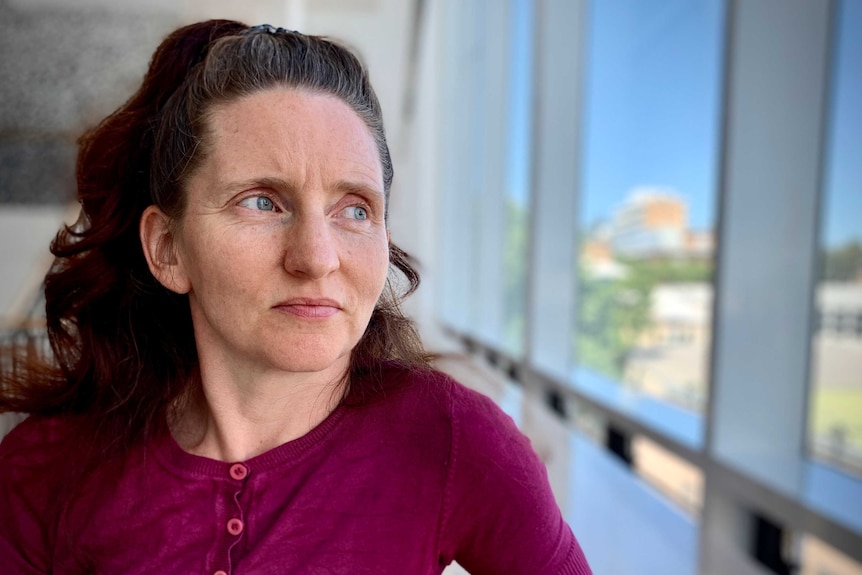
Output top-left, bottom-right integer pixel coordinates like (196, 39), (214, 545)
(247, 24), (297, 35)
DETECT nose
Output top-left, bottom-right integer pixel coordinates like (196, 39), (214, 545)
(283, 214), (340, 279)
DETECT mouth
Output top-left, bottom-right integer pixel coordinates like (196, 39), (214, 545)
(274, 298), (342, 319)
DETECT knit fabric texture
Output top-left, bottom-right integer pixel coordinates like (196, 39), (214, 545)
(0, 366), (592, 574)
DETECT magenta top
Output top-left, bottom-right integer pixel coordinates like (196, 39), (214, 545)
(0, 366), (591, 574)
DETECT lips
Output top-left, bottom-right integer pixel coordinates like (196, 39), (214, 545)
(274, 298), (341, 319)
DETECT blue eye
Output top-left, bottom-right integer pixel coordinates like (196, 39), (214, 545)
(239, 196), (276, 211)
(348, 206), (368, 220)
(255, 197), (275, 211)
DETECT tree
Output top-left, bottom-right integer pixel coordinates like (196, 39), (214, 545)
(575, 255), (712, 381)
(822, 241), (862, 282)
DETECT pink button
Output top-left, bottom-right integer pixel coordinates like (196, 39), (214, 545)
(227, 518), (244, 536)
(229, 463), (248, 480)
(214, 571), (228, 575)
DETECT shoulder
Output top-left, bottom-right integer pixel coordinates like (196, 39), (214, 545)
(412, 367), (590, 574)
(0, 414), (107, 521)
(0, 414), (87, 509)
(0, 415), (83, 572)
(393, 365), (527, 462)
(360, 363), (512, 433)
(345, 363), (526, 469)
(369, 364), (548, 507)
(352, 362), (457, 419)
(440, 373), (544, 496)
(359, 361), (521, 437)
(0, 414), (80, 467)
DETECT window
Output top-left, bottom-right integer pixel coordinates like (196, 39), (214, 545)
(500, 0), (534, 356)
(438, 0), (534, 357)
(432, 0), (861, 571)
(632, 435), (703, 518)
(573, 0), (725, 416)
(809, 0), (862, 478)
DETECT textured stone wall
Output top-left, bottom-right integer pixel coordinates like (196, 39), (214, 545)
(0, 0), (179, 203)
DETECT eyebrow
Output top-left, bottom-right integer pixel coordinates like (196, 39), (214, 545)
(221, 176), (384, 199)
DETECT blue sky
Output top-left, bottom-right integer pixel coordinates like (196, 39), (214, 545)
(505, 0), (534, 208)
(503, 0), (858, 249)
(578, 0), (724, 234)
(822, 0), (862, 249)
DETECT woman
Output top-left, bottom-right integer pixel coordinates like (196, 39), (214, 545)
(0, 20), (591, 574)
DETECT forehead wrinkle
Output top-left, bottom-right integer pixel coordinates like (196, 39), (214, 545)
(196, 88), (385, 201)
(205, 131), (303, 194)
(221, 176), (299, 196)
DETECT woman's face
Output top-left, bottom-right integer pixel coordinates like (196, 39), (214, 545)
(165, 88), (389, 379)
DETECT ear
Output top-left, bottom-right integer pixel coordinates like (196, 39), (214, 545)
(140, 205), (191, 294)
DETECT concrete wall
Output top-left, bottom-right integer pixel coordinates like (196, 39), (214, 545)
(0, 0), (413, 206)
(0, 0), (182, 203)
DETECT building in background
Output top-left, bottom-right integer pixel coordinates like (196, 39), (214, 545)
(611, 188), (689, 259)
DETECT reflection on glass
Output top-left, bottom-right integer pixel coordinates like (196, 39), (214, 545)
(501, 0), (534, 355)
(574, 0), (725, 413)
(800, 534), (862, 575)
(632, 435), (703, 518)
(809, 0), (862, 477)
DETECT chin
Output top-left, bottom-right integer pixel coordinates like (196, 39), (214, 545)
(270, 339), (353, 376)
(282, 359), (349, 376)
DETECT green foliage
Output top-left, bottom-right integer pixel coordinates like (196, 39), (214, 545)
(822, 241), (862, 282)
(575, 255), (712, 381)
(576, 277), (638, 379)
(810, 388), (862, 474)
(811, 388), (862, 443)
(503, 197), (528, 352)
(620, 258), (712, 286)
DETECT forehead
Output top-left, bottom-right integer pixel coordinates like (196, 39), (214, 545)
(199, 88), (384, 189)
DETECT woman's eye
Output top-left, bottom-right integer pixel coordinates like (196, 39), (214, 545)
(345, 206), (368, 220)
(239, 196), (276, 211)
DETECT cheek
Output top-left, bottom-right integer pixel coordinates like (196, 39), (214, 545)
(371, 241), (392, 291)
(181, 231), (266, 296)
(348, 239), (390, 298)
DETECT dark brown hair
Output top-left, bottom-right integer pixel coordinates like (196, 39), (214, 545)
(0, 20), (428, 453)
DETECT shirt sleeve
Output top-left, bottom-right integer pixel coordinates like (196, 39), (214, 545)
(437, 381), (592, 575)
(0, 416), (65, 574)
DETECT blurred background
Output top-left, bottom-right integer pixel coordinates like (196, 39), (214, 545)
(1, 0), (860, 573)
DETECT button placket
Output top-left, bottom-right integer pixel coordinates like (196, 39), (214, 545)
(227, 463), (249, 538)
(212, 463), (251, 575)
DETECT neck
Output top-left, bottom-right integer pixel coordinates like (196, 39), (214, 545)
(172, 359), (349, 462)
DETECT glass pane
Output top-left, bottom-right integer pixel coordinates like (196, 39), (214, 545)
(566, 429), (699, 575)
(468, 0), (490, 337)
(574, 0), (725, 414)
(800, 534), (862, 575)
(501, 0), (534, 355)
(438, 1), (534, 355)
(632, 435), (703, 518)
(438, 2), (482, 332)
(809, 0), (862, 477)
